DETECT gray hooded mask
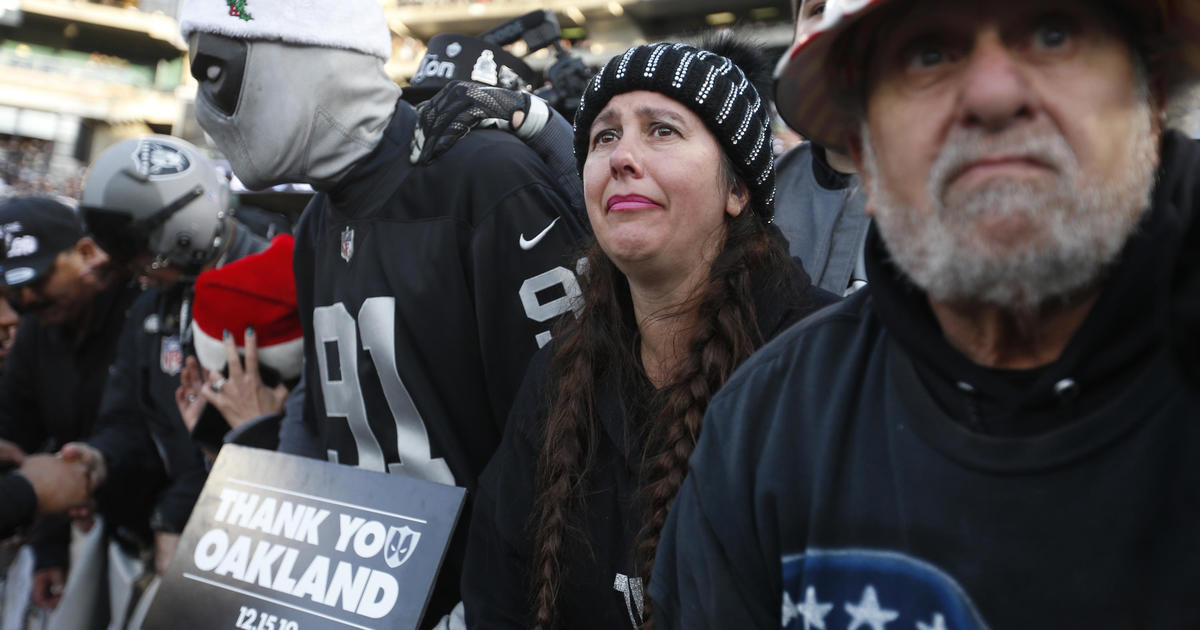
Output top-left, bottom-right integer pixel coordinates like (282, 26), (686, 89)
(193, 39), (400, 191)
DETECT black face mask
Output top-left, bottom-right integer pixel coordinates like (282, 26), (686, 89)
(189, 32), (248, 116)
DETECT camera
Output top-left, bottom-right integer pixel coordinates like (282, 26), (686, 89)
(481, 11), (594, 116)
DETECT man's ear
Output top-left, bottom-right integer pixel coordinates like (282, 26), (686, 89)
(75, 237), (110, 274)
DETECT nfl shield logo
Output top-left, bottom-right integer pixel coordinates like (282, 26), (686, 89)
(340, 226), (354, 263)
(160, 336), (183, 375)
(383, 525), (421, 569)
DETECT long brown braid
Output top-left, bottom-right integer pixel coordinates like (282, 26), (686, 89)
(528, 155), (794, 629)
(634, 205), (789, 629)
(529, 241), (637, 630)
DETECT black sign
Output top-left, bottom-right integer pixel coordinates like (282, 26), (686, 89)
(144, 445), (466, 630)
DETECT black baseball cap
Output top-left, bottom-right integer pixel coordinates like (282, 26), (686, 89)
(402, 33), (539, 104)
(0, 196), (86, 288)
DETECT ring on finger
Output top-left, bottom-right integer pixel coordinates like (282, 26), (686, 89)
(211, 377), (227, 393)
(186, 394), (197, 403)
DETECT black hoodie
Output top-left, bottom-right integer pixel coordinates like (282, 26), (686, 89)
(651, 132), (1200, 630)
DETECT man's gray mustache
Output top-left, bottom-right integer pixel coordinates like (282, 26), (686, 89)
(929, 128), (1078, 204)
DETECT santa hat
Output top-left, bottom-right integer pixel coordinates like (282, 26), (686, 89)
(179, 0), (393, 62)
(191, 234), (303, 381)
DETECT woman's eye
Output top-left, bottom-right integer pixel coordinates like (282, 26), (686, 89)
(651, 124), (677, 138)
(805, 0), (825, 19)
(592, 129), (618, 147)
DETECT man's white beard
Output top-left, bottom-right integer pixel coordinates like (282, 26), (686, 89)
(863, 98), (1160, 311)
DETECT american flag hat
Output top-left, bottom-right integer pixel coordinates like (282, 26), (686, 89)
(774, 0), (1200, 153)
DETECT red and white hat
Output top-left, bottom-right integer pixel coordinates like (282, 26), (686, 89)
(191, 234), (302, 381)
(773, 0), (1200, 152)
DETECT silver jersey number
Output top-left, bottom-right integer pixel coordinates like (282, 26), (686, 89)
(313, 298), (455, 485)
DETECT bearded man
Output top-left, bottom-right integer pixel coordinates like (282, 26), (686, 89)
(650, 0), (1200, 628)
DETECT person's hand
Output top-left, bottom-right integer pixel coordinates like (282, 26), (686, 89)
(154, 532), (180, 575)
(58, 442), (107, 492)
(175, 356), (207, 432)
(16, 454), (90, 515)
(32, 566), (65, 610)
(0, 437), (24, 466)
(410, 80), (549, 165)
(202, 328), (288, 429)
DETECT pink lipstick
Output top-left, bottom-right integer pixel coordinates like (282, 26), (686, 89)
(606, 194), (661, 212)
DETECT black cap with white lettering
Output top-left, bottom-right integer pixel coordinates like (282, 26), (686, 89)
(402, 33), (538, 104)
(0, 196), (86, 288)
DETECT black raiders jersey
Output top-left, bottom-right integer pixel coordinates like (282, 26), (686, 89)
(294, 103), (588, 491)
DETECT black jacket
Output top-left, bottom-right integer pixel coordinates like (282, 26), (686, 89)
(650, 132), (1200, 629)
(89, 223), (267, 533)
(462, 260), (836, 630)
(0, 279), (140, 454)
(293, 99), (589, 626)
(0, 279), (147, 567)
(0, 471), (36, 539)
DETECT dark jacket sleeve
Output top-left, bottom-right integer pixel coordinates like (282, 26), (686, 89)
(86, 295), (170, 530)
(468, 162), (587, 436)
(524, 108), (585, 219)
(276, 371), (324, 458)
(224, 412), (282, 450)
(0, 320), (47, 451)
(0, 471), (37, 539)
(649, 378), (781, 629)
(151, 466), (206, 533)
(461, 350), (550, 629)
(30, 517), (69, 570)
(87, 296), (156, 473)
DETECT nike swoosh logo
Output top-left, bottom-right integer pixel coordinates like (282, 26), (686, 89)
(519, 217), (560, 251)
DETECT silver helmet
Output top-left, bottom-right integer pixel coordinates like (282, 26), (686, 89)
(81, 135), (232, 272)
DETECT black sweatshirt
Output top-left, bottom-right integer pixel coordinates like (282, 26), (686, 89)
(651, 132), (1200, 629)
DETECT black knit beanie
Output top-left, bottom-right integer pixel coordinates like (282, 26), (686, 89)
(573, 41), (777, 219)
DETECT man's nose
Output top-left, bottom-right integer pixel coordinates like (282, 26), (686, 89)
(957, 30), (1036, 132)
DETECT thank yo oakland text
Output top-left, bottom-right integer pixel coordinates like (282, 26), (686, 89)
(190, 487), (422, 619)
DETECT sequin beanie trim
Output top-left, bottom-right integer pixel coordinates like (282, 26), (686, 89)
(572, 42), (777, 219)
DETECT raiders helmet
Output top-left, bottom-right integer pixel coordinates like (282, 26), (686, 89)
(81, 135), (232, 273)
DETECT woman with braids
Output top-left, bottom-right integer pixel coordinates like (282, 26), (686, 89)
(459, 37), (837, 630)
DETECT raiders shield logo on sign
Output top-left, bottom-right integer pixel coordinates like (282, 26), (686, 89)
(132, 140), (191, 179)
(383, 525), (421, 569)
(341, 226), (354, 263)
(160, 336), (183, 375)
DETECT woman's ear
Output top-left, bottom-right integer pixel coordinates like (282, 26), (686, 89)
(725, 182), (749, 217)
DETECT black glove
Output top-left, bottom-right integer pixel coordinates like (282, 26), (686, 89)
(410, 80), (550, 165)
